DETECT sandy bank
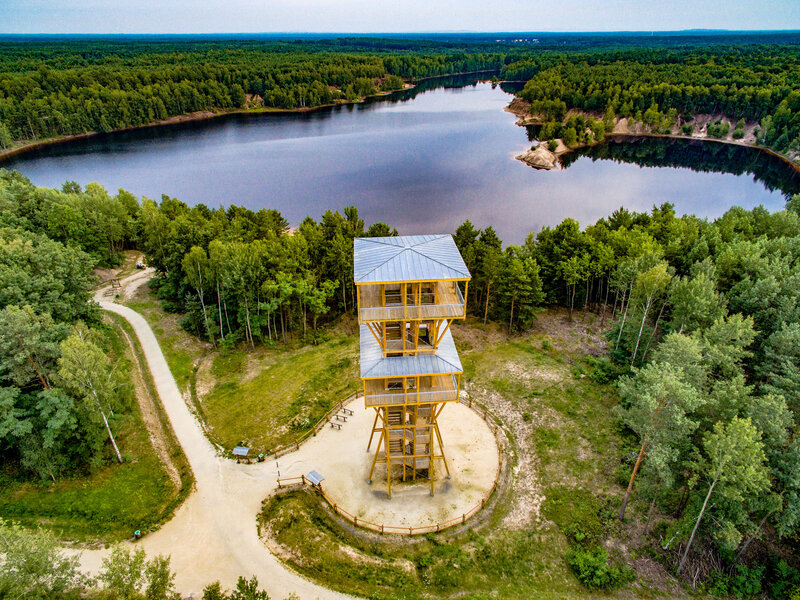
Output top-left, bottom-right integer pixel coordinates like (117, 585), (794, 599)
(505, 97), (800, 175)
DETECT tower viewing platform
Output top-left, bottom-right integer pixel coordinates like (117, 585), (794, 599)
(354, 234), (471, 497)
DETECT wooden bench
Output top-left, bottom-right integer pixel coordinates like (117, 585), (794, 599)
(329, 421), (342, 430)
(341, 408), (354, 416)
(335, 414), (348, 422)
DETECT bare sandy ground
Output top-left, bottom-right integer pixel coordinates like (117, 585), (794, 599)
(287, 401), (500, 528)
(79, 272), (499, 598)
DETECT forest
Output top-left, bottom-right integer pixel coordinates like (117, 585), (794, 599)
(511, 44), (800, 155)
(2, 35), (800, 157)
(0, 38), (506, 144)
(1, 164), (800, 596)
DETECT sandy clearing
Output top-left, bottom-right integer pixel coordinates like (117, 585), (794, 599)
(290, 401), (500, 529)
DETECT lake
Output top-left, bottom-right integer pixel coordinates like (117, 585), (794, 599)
(4, 75), (799, 244)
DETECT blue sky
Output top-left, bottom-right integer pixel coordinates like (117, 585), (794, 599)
(1, 0), (799, 34)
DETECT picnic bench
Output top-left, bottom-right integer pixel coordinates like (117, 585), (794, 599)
(232, 445), (251, 463)
(329, 421), (342, 430)
(341, 407), (354, 416)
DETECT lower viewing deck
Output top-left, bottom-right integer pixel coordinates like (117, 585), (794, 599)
(364, 374), (459, 407)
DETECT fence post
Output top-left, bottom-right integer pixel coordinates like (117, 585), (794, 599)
(462, 513), (466, 524)
(409, 527), (413, 535)
(301, 474), (306, 485)
(354, 516), (358, 526)
(381, 524), (384, 534)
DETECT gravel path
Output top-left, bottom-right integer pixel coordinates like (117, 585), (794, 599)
(77, 271), (352, 599)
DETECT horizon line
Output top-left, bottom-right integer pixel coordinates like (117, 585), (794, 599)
(2, 28), (800, 36)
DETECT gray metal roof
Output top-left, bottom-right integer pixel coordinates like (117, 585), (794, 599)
(359, 324), (463, 379)
(353, 235), (471, 284)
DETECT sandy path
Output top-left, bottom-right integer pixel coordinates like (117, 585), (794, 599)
(78, 271), (353, 600)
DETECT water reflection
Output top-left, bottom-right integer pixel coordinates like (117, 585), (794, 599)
(562, 136), (800, 198)
(3, 78), (796, 244)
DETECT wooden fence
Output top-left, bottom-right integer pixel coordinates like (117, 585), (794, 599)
(267, 391), (361, 459)
(276, 396), (504, 536)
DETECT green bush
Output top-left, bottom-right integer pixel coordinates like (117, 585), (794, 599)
(543, 487), (606, 546)
(707, 564), (764, 598)
(733, 129), (745, 139)
(566, 546), (634, 589)
(682, 123), (694, 135)
(548, 139), (558, 152)
(770, 559), (800, 599)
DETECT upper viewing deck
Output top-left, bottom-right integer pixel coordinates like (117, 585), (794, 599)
(353, 234), (471, 285)
(354, 234), (471, 323)
(357, 280), (466, 322)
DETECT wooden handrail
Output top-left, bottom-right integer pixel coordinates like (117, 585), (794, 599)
(274, 395), (504, 536)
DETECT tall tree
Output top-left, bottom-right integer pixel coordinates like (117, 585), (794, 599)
(678, 417), (769, 574)
(57, 325), (125, 463)
(617, 361), (704, 520)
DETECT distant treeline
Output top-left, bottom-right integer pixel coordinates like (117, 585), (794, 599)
(0, 39), (505, 145)
(3, 36), (800, 154)
(509, 45), (800, 154)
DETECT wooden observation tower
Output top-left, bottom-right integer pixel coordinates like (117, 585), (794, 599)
(354, 235), (471, 497)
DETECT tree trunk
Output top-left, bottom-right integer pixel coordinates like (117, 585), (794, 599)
(584, 277), (591, 315)
(99, 405), (123, 463)
(734, 512), (771, 565)
(631, 297), (652, 364)
(600, 277), (610, 329)
(223, 299), (232, 336)
(644, 493), (658, 535)
(616, 288), (630, 347)
(569, 284), (576, 321)
(483, 281), (490, 327)
(244, 297), (254, 348)
(641, 299), (668, 363)
(678, 478), (717, 574)
(216, 281), (224, 340)
(509, 296), (515, 333)
(620, 438), (647, 520)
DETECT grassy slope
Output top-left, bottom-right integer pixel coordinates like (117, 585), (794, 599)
(258, 314), (696, 600)
(201, 336), (359, 452)
(124, 281), (360, 454)
(0, 313), (191, 542)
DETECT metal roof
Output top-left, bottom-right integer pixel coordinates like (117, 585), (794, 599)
(359, 324), (463, 379)
(353, 235), (471, 284)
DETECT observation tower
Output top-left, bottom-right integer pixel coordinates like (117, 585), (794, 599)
(354, 235), (471, 497)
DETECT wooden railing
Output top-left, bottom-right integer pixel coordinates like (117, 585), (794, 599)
(276, 396), (504, 535)
(270, 391), (361, 459)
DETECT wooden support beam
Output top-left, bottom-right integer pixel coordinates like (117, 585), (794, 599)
(367, 408), (380, 451)
(434, 318), (454, 347)
(434, 422), (451, 477)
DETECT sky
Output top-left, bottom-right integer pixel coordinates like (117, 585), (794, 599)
(1, 0), (799, 34)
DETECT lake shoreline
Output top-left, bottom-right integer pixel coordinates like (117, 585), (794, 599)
(0, 69), (502, 167)
(505, 98), (800, 176)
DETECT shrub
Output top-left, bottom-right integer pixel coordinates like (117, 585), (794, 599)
(682, 123), (694, 135)
(733, 129), (745, 139)
(770, 559), (800, 599)
(566, 546), (635, 589)
(548, 139), (558, 152)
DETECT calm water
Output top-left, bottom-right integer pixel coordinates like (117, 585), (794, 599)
(4, 76), (799, 244)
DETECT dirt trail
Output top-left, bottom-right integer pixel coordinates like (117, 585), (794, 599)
(75, 271), (354, 599)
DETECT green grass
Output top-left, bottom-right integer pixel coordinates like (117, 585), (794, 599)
(0, 315), (190, 542)
(255, 318), (691, 599)
(201, 335), (359, 452)
(124, 295), (201, 391)
(261, 488), (583, 600)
